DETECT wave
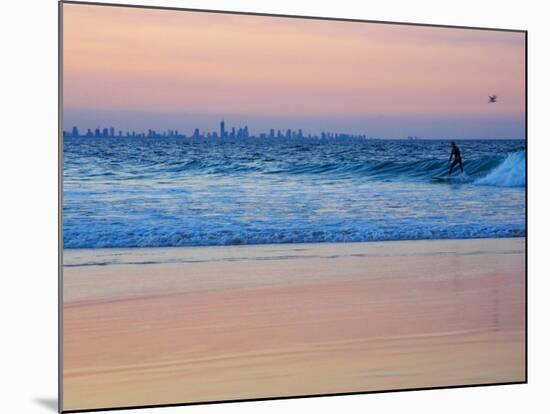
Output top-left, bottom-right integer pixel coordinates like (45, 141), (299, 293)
(64, 224), (525, 249)
(132, 151), (524, 188)
(475, 151), (525, 187)
(341, 150), (525, 187)
(65, 138), (526, 189)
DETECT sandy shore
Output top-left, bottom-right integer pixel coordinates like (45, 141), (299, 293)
(62, 238), (525, 411)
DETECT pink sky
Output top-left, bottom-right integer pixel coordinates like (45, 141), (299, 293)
(62, 3), (525, 138)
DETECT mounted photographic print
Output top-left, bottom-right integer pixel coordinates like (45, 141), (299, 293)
(60, 1), (526, 412)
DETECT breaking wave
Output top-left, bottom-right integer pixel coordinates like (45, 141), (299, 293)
(475, 151), (525, 187)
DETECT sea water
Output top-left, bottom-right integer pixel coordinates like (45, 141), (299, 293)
(63, 138), (525, 249)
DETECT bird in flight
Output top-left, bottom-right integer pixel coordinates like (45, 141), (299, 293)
(488, 95), (497, 103)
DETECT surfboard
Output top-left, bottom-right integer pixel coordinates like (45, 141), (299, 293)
(432, 175), (467, 183)
(431, 175), (448, 183)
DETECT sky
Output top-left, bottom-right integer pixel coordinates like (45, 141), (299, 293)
(62, 3), (525, 139)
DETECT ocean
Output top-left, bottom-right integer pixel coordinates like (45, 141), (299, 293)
(63, 137), (525, 249)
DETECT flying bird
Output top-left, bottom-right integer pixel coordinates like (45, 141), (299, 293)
(488, 95), (497, 103)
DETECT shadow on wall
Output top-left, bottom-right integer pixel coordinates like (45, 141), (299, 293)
(34, 398), (58, 412)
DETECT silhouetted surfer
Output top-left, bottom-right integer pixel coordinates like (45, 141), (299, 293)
(448, 141), (463, 176)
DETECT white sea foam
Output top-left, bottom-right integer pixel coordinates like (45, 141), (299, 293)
(475, 151), (525, 187)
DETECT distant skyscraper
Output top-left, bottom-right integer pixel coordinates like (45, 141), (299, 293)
(71, 126), (79, 137)
(269, 129), (275, 139)
(193, 128), (200, 139)
(109, 127), (115, 137)
(220, 120), (226, 138)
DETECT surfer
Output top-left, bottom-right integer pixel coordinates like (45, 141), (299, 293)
(448, 141), (463, 176)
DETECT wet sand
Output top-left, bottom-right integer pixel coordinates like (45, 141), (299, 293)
(62, 238), (525, 411)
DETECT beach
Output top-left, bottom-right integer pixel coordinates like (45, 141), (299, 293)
(62, 237), (525, 411)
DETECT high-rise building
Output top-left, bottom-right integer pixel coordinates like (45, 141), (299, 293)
(193, 128), (200, 139)
(220, 120), (226, 138)
(109, 127), (115, 137)
(71, 126), (79, 137)
(269, 129), (275, 139)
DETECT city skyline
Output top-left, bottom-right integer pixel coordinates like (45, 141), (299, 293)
(63, 110), (526, 140)
(62, 119), (371, 140)
(63, 4), (525, 139)
(62, 115), (526, 140)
